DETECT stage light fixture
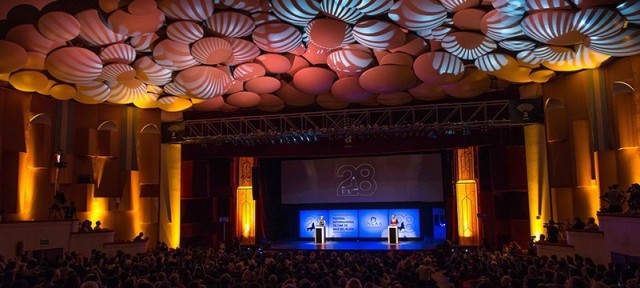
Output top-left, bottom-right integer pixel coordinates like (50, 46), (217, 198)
(445, 128), (455, 136)
(462, 126), (471, 136)
(428, 130), (438, 139)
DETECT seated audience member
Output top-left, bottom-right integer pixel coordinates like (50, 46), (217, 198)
(133, 232), (145, 241)
(80, 220), (93, 232)
(627, 183), (640, 214)
(545, 219), (560, 243)
(568, 216), (586, 229)
(93, 221), (103, 231)
(601, 184), (626, 213)
(345, 278), (362, 288)
(63, 201), (77, 220)
(154, 241), (168, 252)
(584, 217), (599, 230)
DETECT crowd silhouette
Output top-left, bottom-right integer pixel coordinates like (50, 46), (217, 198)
(1, 241), (640, 288)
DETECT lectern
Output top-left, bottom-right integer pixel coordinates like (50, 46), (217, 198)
(314, 226), (325, 244)
(388, 225), (399, 245)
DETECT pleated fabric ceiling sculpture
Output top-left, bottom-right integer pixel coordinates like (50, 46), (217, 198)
(0, 0), (638, 112)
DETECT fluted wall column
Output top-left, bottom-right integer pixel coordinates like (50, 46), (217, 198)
(455, 147), (478, 246)
(159, 144), (181, 248)
(525, 124), (551, 240)
(236, 157), (255, 245)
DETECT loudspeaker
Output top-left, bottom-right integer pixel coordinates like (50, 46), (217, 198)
(252, 166), (260, 200)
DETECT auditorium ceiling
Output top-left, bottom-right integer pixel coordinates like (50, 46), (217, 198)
(0, 0), (638, 119)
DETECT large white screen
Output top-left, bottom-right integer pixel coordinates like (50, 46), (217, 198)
(282, 154), (443, 204)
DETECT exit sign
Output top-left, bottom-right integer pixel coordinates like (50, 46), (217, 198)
(40, 239), (49, 245)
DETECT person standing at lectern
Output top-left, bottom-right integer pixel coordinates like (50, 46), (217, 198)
(390, 214), (398, 225)
(318, 216), (325, 227)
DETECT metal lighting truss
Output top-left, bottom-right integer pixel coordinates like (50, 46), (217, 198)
(177, 100), (521, 145)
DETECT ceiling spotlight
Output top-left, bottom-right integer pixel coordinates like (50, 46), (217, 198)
(445, 128), (455, 136)
(427, 130), (438, 139)
(462, 126), (471, 136)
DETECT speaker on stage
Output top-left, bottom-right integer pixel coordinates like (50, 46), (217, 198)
(252, 166), (260, 200)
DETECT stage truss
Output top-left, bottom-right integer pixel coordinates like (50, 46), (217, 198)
(171, 100), (529, 145)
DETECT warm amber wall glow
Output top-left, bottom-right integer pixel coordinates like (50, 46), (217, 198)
(109, 171), (141, 240)
(17, 152), (35, 220)
(17, 122), (51, 220)
(129, 171), (141, 236)
(456, 180), (478, 245)
(236, 187), (256, 244)
(616, 147), (640, 187)
(525, 124), (551, 240)
(239, 157), (254, 187)
(87, 185), (107, 223)
(159, 144), (181, 248)
(84, 156), (110, 223)
(456, 147), (475, 180)
(573, 186), (601, 219)
(612, 89), (638, 149)
(573, 120), (596, 187)
(455, 147), (478, 246)
(93, 156), (108, 187)
(235, 157), (256, 245)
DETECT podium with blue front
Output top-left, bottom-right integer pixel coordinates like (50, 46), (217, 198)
(314, 226), (325, 244)
(388, 225), (399, 245)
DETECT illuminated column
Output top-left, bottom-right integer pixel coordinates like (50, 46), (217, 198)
(159, 144), (181, 248)
(88, 156), (109, 222)
(572, 120), (600, 218)
(236, 157), (255, 245)
(17, 152), (36, 220)
(612, 83), (638, 149)
(524, 124), (551, 240)
(455, 147), (479, 246)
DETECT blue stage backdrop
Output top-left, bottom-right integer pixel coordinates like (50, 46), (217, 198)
(299, 210), (327, 237)
(389, 209), (421, 238)
(359, 209), (388, 238)
(299, 209), (420, 238)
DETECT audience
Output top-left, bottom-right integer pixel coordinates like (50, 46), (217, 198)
(2, 241), (639, 288)
(133, 232), (146, 241)
(544, 220), (560, 243)
(0, 245), (446, 288)
(79, 220), (92, 232)
(584, 217), (599, 231)
(93, 221), (103, 231)
(567, 217), (585, 230)
(601, 184), (626, 213)
(444, 247), (640, 288)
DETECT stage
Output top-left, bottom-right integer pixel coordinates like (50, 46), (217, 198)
(267, 238), (443, 251)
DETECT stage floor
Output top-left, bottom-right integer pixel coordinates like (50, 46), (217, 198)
(268, 238), (443, 251)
